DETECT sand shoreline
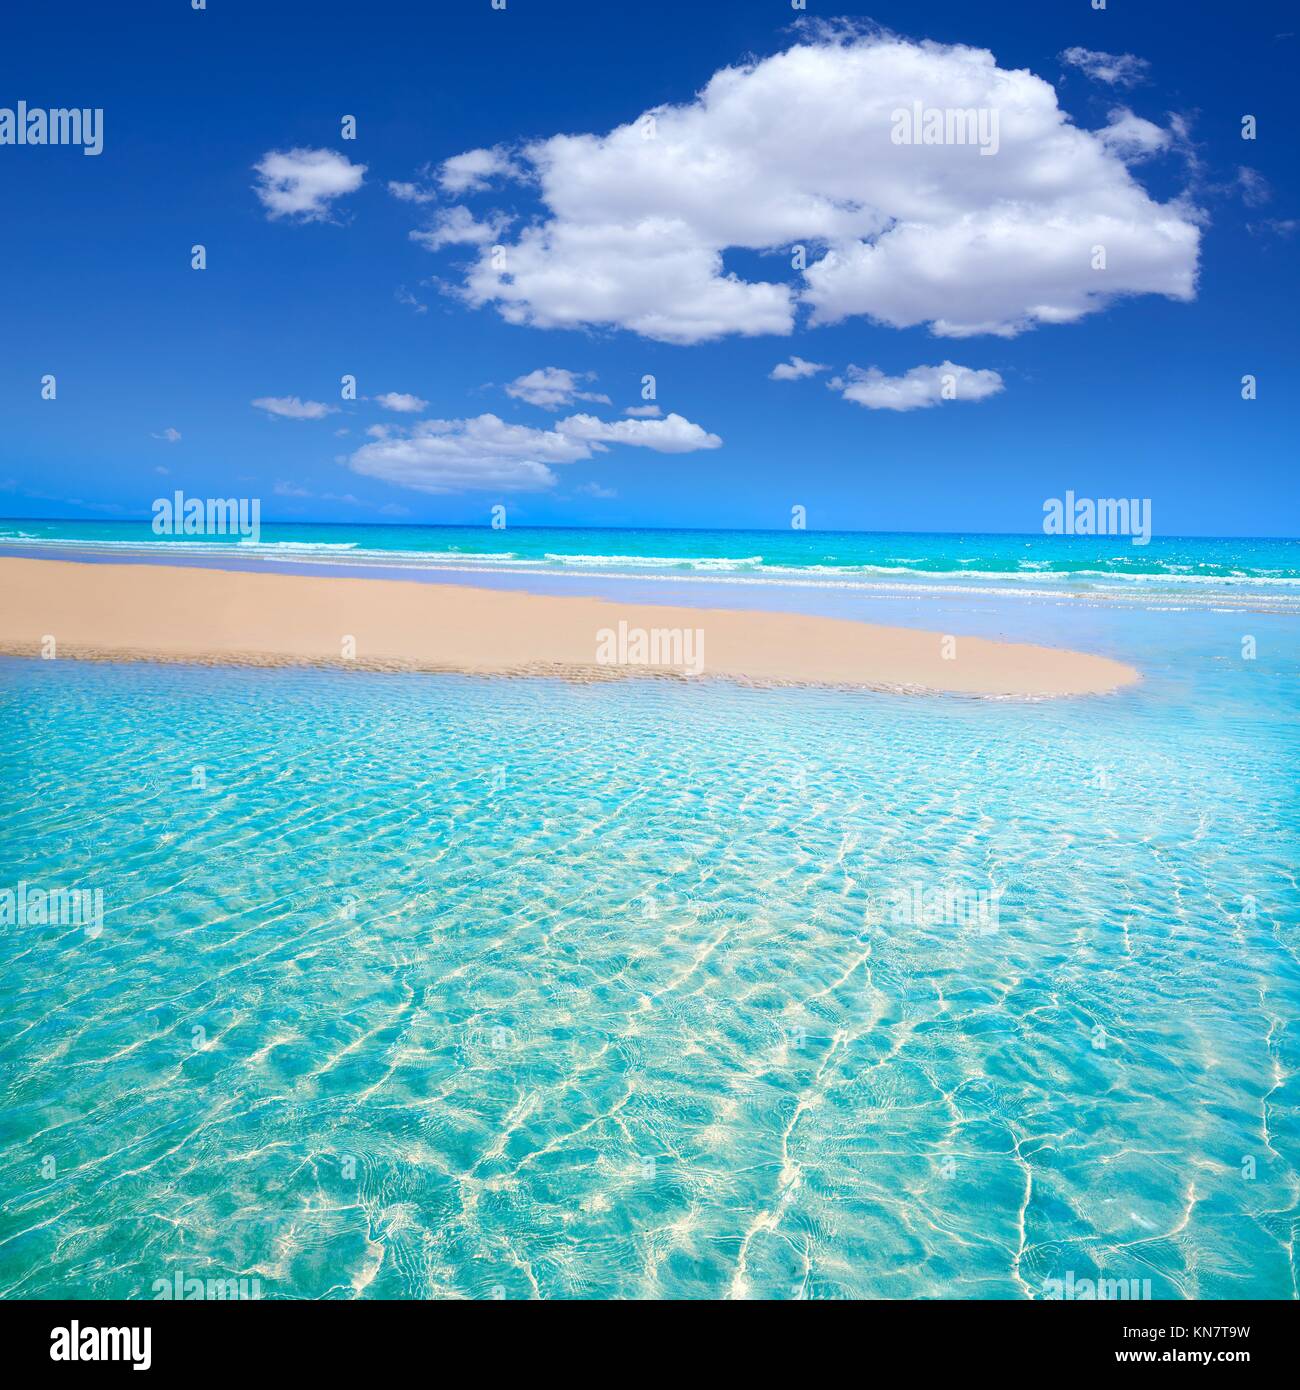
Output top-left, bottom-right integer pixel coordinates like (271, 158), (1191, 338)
(0, 556), (1139, 697)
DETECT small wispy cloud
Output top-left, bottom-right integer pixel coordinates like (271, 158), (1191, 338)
(769, 355), (827, 381)
(439, 145), (521, 195)
(395, 285), (427, 315)
(1060, 47), (1151, 87)
(1235, 167), (1272, 208)
(387, 177), (436, 204)
(252, 396), (339, 420)
(151, 427), (182, 443)
(1246, 217), (1298, 240)
(372, 392), (429, 413)
(410, 206), (507, 251)
(505, 367), (611, 410)
(272, 480), (411, 516)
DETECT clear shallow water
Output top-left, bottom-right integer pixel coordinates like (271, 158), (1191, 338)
(5, 522), (1300, 612)
(1, 620), (1297, 1299)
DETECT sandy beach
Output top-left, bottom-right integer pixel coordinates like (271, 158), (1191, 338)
(0, 557), (1138, 696)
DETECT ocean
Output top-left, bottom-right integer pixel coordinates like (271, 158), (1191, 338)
(4, 520), (1300, 612)
(0, 525), (1296, 1298)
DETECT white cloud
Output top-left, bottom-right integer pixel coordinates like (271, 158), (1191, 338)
(252, 396), (339, 420)
(395, 285), (428, 314)
(446, 31), (1197, 344)
(151, 427), (182, 443)
(830, 361), (1004, 411)
(373, 391), (429, 413)
(439, 145), (520, 194)
(388, 179), (436, 204)
(253, 148), (366, 222)
(1247, 217), (1297, 239)
(770, 355), (826, 381)
(1098, 107), (1170, 162)
(577, 482), (618, 499)
(349, 415), (590, 494)
(557, 412), (722, 452)
(505, 367), (611, 410)
(1235, 167), (1271, 208)
(347, 409), (720, 494)
(274, 481), (410, 515)
(623, 404), (662, 417)
(410, 205), (505, 250)
(465, 217), (792, 344)
(1060, 47), (1150, 88)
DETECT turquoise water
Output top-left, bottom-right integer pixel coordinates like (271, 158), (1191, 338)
(1, 596), (1297, 1299)
(5, 521), (1300, 611)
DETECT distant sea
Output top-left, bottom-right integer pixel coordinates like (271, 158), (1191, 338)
(3, 520), (1300, 612)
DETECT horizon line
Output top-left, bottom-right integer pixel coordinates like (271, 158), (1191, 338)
(1, 516), (1297, 543)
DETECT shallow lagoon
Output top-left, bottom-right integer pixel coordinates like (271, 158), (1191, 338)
(0, 589), (1296, 1299)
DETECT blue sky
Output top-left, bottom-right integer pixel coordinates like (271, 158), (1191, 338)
(1, 0), (1295, 536)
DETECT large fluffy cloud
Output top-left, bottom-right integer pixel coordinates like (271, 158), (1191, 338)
(429, 30), (1197, 344)
(347, 411), (720, 494)
(253, 148), (365, 221)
